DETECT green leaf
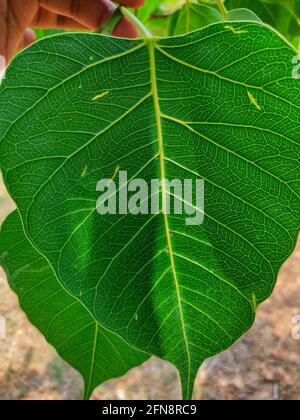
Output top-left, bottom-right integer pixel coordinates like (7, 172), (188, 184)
(227, 8), (262, 22)
(137, 0), (162, 22)
(0, 211), (148, 399)
(169, 3), (223, 36)
(0, 23), (300, 399)
(147, 17), (171, 37)
(168, 3), (261, 36)
(225, 0), (300, 41)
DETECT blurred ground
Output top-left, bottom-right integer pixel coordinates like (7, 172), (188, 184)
(0, 178), (299, 400)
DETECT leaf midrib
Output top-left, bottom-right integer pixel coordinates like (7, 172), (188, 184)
(148, 39), (192, 398)
(84, 323), (99, 400)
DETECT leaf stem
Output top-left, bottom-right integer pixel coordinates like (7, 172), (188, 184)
(216, 0), (228, 19)
(185, 0), (191, 33)
(119, 6), (152, 38)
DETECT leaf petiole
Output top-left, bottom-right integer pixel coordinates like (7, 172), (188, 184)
(119, 6), (153, 38)
(97, 7), (123, 34)
(97, 6), (152, 38)
(216, 0), (228, 19)
(185, 0), (191, 33)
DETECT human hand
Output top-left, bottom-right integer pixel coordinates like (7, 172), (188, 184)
(0, 0), (144, 63)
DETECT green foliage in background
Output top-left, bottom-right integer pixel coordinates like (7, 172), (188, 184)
(0, 0), (299, 400)
(168, 2), (261, 35)
(225, 0), (300, 46)
(34, 29), (65, 40)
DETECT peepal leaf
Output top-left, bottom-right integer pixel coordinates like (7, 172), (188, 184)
(0, 23), (300, 398)
(0, 211), (148, 399)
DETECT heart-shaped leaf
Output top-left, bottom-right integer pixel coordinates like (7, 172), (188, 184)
(0, 23), (299, 398)
(0, 211), (148, 399)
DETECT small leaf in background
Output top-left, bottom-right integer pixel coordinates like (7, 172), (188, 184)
(137, 0), (162, 22)
(168, 2), (261, 36)
(227, 8), (261, 22)
(225, 0), (300, 42)
(147, 17), (171, 37)
(169, 3), (223, 35)
(138, 0), (184, 35)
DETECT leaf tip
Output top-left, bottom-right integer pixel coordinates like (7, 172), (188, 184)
(179, 365), (199, 400)
(83, 386), (93, 401)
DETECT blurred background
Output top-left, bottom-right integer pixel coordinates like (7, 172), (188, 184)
(1, 0), (300, 401)
(1, 178), (300, 400)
